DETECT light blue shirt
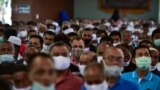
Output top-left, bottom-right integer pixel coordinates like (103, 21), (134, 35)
(122, 70), (160, 90)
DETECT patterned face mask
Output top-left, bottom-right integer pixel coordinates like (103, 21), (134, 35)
(71, 48), (84, 57)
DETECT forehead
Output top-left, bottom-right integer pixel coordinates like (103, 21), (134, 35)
(31, 57), (53, 70)
(85, 67), (103, 79)
(83, 31), (92, 34)
(72, 40), (84, 45)
(1, 43), (12, 48)
(104, 48), (124, 57)
(44, 34), (54, 38)
(136, 48), (149, 54)
(29, 38), (40, 42)
(51, 46), (69, 53)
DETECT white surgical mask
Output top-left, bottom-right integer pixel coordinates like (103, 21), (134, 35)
(97, 56), (103, 63)
(149, 64), (157, 71)
(103, 61), (123, 77)
(123, 60), (131, 67)
(32, 82), (55, 90)
(39, 32), (44, 37)
(78, 64), (86, 76)
(85, 81), (108, 90)
(113, 42), (121, 46)
(0, 54), (14, 63)
(18, 31), (27, 38)
(12, 85), (31, 90)
(52, 56), (71, 70)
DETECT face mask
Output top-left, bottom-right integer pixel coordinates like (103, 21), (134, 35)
(97, 56), (103, 63)
(154, 39), (160, 47)
(18, 31), (27, 38)
(149, 65), (157, 71)
(0, 54), (14, 63)
(72, 48), (84, 58)
(135, 56), (151, 70)
(12, 85), (31, 90)
(123, 60), (131, 67)
(78, 64), (86, 76)
(113, 42), (121, 46)
(0, 36), (3, 43)
(97, 37), (101, 44)
(39, 32), (44, 37)
(53, 56), (71, 70)
(103, 61), (123, 77)
(32, 82), (55, 90)
(85, 81), (108, 90)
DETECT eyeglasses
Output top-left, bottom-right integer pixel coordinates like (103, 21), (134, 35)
(104, 56), (123, 63)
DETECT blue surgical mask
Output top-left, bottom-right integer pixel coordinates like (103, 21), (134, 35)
(0, 36), (4, 43)
(32, 82), (55, 90)
(0, 54), (14, 63)
(154, 39), (160, 47)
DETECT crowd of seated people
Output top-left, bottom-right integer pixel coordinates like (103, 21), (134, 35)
(0, 17), (160, 90)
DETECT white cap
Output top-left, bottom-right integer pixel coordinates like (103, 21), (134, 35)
(63, 28), (74, 34)
(8, 36), (21, 46)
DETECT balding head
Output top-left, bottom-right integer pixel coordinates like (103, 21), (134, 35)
(103, 47), (124, 66)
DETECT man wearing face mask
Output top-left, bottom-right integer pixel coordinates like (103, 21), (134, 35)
(103, 47), (138, 90)
(152, 29), (160, 52)
(116, 44), (136, 73)
(0, 41), (15, 63)
(82, 62), (108, 90)
(149, 47), (160, 77)
(110, 31), (122, 46)
(97, 43), (109, 63)
(71, 37), (85, 65)
(78, 51), (97, 76)
(82, 28), (96, 52)
(62, 21), (74, 35)
(28, 53), (56, 90)
(41, 31), (55, 54)
(50, 42), (83, 90)
(122, 46), (160, 90)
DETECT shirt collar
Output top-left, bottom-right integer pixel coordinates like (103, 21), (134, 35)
(132, 70), (153, 81)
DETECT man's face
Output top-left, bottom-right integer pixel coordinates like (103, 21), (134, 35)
(29, 38), (41, 51)
(111, 35), (121, 43)
(135, 48), (150, 58)
(85, 67), (104, 85)
(71, 40), (85, 50)
(82, 31), (92, 40)
(50, 46), (69, 57)
(122, 32), (132, 44)
(44, 34), (54, 46)
(150, 50), (159, 66)
(103, 48), (124, 67)
(24, 47), (38, 63)
(13, 71), (30, 88)
(0, 42), (14, 55)
(29, 57), (55, 86)
(97, 43), (109, 56)
(122, 47), (131, 62)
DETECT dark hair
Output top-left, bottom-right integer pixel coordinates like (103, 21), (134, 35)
(152, 28), (160, 39)
(26, 21), (37, 26)
(109, 31), (121, 40)
(27, 53), (53, 71)
(4, 29), (17, 39)
(0, 63), (15, 75)
(43, 31), (55, 37)
(29, 35), (44, 46)
(0, 78), (12, 90)
(13, 64), (28, 74)
(50, 41), (71, 52)
(133, 45), (151, 58)
(100, 36), (113, 44)
(67, 32), (78, 38)
(139, 40), (153, 47)
(96, 30), (108, 37)
(70, 36), (83, 43)
(54, 33), (71, 47)
(71, 24), (80, 31)
(27, 30), (36, 35)
(82, 28), (92, 33)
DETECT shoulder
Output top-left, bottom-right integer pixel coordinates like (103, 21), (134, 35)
(122, 71), (133, 77)
(121, 78), (138, 90)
